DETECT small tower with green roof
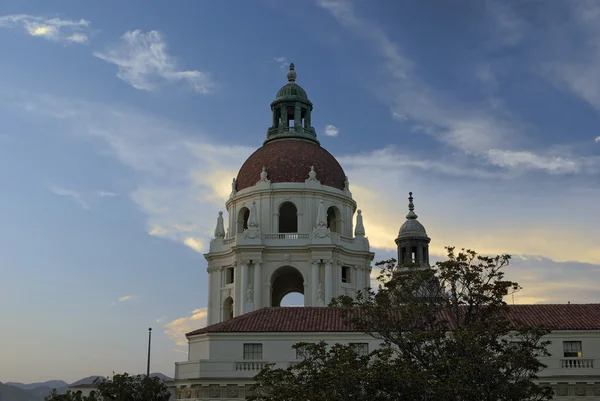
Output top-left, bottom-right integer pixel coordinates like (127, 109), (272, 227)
(266, 63), (318, 144)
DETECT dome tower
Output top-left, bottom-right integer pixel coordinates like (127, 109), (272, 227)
(395, 192), (431, 267)
(204, 64), (374, 325)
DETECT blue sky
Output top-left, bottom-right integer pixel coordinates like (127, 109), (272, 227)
(1, 0), (600, 383)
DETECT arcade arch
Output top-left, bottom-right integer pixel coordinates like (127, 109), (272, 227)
(270, 265), (304, 307)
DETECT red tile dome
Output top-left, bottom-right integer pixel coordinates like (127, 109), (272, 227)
(236, 139), (346, 191)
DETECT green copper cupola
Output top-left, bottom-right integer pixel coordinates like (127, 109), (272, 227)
(265, 63), (319, 145)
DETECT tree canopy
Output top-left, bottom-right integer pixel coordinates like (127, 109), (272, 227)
(44, 373), (171, 401)
(249, 247), (554, 401)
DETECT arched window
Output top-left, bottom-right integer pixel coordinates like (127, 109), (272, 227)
(223, 297), (234, 321)
(279, 202), (298, 233)
(237, 207), (250, 233)
(327, 206), (340, 233)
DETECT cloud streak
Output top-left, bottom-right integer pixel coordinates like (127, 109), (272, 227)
(0, 14), (90, 43)
(164, 308), (207, 346)
(48, 185), (90, 210)
(94, 30), (214, 93)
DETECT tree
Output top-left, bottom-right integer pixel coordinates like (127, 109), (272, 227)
(45, 389), (98, 401)
(249, 247), (554, 401)
(93, 373), (171, 401)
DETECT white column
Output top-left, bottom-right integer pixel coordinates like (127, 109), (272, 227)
(254, 261), (262, 309)
(311, 260), (319, 306)
(325, 260), (333, 304)
(365, 264), (371, 290)
(207, 267), (214, 325)
(241, 260), (249, 314)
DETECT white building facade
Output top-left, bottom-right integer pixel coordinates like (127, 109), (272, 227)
(171, 65), (600, 400)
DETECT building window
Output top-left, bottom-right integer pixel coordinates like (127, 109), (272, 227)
(243, 343), (263, 360)
(226, 267), (234, 284)
(351, 343), (369, 356)
(341, 266), (350, 283)
(296, 344), (313, 360)
(563, 341), (582, 358)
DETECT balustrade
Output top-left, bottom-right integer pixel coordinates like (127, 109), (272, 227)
(235, 361), (269, 371)
(561, 358), (594, 368)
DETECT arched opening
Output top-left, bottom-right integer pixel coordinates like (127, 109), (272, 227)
(223, 296), (234, 321)
(237, 207), (250, 234)
(278, 202), (298, 233)
(327, 206), (340, 233)
(280, 292), (304, 306)
(271, 266), (304, 307)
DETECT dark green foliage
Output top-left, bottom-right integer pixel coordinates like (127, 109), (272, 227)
(92, 373), (171, 401)
(249, 247), (554, 401)
(44, 388), (98, 401)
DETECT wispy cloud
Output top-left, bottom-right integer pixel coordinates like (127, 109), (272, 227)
(316, 0), (597, 175)
(485, 149), (580, 174)
(595, 136), (600, 143)
(0, 14), (90, 44)
(48, 185), (90, 210)
(164, 308), (207, 346)
(94, 30), (214, 93)
(273, 56), (289, 68)
(117, 295), (135, 302)
(323, 124), (339, 137)
(541, 1), (600, 112)
(11, 92), (252, 253)
(47, 185), (118, 209)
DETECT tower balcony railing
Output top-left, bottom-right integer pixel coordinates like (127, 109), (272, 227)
(212, 231), (368, 252)
(264, 233), (310, 240)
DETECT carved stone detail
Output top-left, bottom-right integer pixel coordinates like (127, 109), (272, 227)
(306, 165), (319, 182)
(247, 284), (253, 302)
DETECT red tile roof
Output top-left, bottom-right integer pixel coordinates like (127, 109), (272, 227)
(186, 304), (600, 337)
(236, 139), (346, 191)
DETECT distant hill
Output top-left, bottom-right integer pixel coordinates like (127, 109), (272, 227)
(68, 376), (104, 387)
(149, 373), (173, 381)
(0, 382), (40, 401)
(6, 380), (68, 391)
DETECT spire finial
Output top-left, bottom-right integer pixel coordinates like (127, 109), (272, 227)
(406, 191), (418, 220)
(287, 63), (297, 82)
